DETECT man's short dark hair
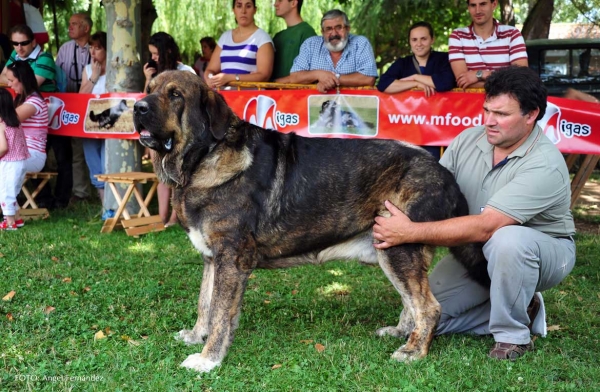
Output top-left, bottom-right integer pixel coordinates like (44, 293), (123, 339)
(297, 0), (304, 15)
(10, 24), (34, 40)
(484, 66), (548, 121)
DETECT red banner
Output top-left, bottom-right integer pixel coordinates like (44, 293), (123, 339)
(44, 89), (600, 155)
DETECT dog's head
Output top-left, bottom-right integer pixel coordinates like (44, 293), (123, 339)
(133, 71), (237, 187)
(320, 100), (337, 115)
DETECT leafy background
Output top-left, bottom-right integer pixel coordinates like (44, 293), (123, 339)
(40, 0), (600, 72)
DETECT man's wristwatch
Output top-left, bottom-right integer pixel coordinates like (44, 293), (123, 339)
(335, 73), (341, 80)
(476, 70), (484, 82)
(235, 74), (240, 81)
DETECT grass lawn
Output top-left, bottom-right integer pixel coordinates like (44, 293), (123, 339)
(0, 200), (599, 391)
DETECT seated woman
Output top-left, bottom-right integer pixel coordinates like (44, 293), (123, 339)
(377, 21), (455, 158)
(203, 0), (274, 88)
(143, 32), (196, 92)
(6, 61), (47, 174)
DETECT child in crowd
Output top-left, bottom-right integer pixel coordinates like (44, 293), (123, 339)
(0, 88), (30, 230)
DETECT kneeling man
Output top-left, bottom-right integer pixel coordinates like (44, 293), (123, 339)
(373, 66), (576, 361)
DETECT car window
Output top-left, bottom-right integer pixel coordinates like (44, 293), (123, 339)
(541, 49), (568, 77)
(573, 48), (600, 77)
(527, 40), (600, 98)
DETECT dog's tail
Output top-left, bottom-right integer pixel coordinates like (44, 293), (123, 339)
(442, 173), (489, 287)
(449, 242), (488, 286)
(89, 111), (98, 122)
(363, 121), (375, 129)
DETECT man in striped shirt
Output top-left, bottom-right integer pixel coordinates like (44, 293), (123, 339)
(449, 0), (528, 89)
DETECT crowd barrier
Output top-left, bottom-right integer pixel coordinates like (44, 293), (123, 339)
(31, 82), (600, 155)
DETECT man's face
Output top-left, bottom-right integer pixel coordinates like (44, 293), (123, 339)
(10, 32), (36, 59)
(68, 16), (89, 40)
(483, 93), (539, 150)
(467, 0), (497, 27)
(322, 16), (349, 53)
(274, 0), (294, 17)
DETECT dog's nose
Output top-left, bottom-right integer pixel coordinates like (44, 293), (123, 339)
(134, 100), (149, 115)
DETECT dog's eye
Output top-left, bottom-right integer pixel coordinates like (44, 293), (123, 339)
(170, 90), (181, 98)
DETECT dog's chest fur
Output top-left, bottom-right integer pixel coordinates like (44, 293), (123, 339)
(188, 228), (213, 257)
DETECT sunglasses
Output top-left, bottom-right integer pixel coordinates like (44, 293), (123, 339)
(11, 39), (33, 47)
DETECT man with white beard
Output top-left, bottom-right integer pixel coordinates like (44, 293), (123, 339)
(277, 9), (378, 93)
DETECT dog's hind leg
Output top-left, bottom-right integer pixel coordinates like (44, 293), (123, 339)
(376, 244), (440, 362)
(180, 236), (257, 373)
(177, 258), (215, 345)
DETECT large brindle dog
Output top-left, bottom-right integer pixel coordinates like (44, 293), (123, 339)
(133, 71), (486, 373)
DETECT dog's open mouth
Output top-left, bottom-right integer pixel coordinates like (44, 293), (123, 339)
(136, 124), (173, 152)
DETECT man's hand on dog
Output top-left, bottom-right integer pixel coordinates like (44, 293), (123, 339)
(373, 200), (414, 249)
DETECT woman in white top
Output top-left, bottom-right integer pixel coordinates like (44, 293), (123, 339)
(142, 32), (195, 227)
(79, 31), (113, 218)
(204, 0), (274, 88)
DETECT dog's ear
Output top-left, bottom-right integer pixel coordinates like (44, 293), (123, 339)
(203, 89), (233, 140)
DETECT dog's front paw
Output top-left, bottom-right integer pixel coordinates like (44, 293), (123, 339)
(390, 344), (425, 363)
(375, 326), (409, 339)
(176, 329), (207, 345)
(180, 353), (220, 373)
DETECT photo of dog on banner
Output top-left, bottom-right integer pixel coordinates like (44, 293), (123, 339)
(309, 95), (378, 136)
(84, 98), (135, 133)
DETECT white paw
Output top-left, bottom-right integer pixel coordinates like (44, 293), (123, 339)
(176, 329), (206, 345)
(180, 353), (220, 373)
(391, 345), (421, 363)
(376, 326), (402, 338)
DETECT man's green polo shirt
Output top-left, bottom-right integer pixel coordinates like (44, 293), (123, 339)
(440, 125), (575, 237)
(6, 45), (57, 92)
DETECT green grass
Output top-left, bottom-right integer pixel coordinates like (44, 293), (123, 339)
(1, 201), (599, 391)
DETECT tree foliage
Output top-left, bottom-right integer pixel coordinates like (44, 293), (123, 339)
(521, 0), (554, 39)
(350, 0), (471, 70)
(149, 0), (344, 64)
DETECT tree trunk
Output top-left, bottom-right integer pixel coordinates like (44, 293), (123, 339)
(103, 0), (144, 212)
(498, 0), (515, 26)
(141, 0), (157, 64)
(521, 0), (554, 40)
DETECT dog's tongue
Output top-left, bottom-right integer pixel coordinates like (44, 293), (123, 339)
(139, 130), (151, 137)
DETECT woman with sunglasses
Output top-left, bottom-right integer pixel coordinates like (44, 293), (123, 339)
(5, 61), (48, 177)
(0, 24), (56, 92)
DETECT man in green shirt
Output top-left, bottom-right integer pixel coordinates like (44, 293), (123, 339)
(272, 0), (316, 81)
(373, 66), (576, 361)
(0, 24), (56, 92)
